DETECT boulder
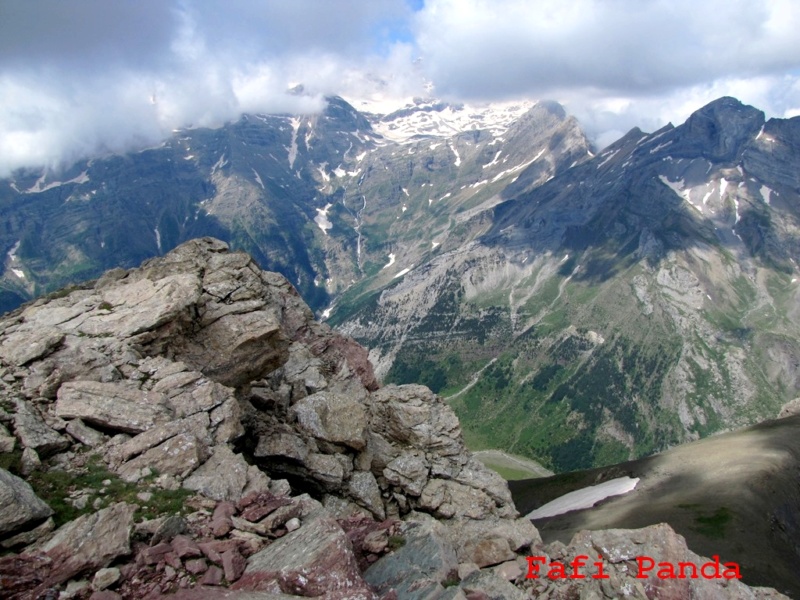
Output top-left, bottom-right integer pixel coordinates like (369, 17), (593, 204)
(289, 391), (367, 451)
(0, 467), (53, 537)
(234, 510), (371, 597)
(13, 399), (70, 456)
(40, 502), (136, 586)
(117, 432), (209, 482)
(364, 513), (458, 600)
(183, 445), (249, 501)
(56, 380), (173, 434)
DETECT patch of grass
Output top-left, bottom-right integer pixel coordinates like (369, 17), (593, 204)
(26, 453), (193, 527)
(693, 507), (732, 539)
(98, 301), (113, 311)
(387, 534), (406, 551)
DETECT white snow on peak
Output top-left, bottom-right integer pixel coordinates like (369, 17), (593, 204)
(402, 204), (408, 212)
(719, 178), (728, 197)
(382, 253), (396, 269)
(333, 167), (347, 178)
(368, 99), (535, 144)
(355, 151), (367, 162)
(402, 188), (409, 197)
(11, 268), (25, 279)
(393, 267), (412, 279)
(314, 203), (333, 235)
(527, 477), (640, 520)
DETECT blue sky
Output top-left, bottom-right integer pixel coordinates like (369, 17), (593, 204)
(1, 0), (799, 174)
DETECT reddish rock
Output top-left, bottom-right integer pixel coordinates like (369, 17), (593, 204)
(198, 540), (239, 565)
(210, 502), (236, 538)
(0, 553), (52, 597)
(185, 558), (208, 575)
(233, 512), (373, 597)
(239, 497), (291, 523)
(142, 542), (173, 565)
(221, 548), (247, 583)
(171, 535), (203, 559)
(200, 565), (224, 586)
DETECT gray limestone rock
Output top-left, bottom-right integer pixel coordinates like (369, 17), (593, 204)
(0, 467), (53, 536)
(13, 399), (70, 456)
(65, 418), (107, 447)
(183, 445), (249, 501)
(56, 380), (173, 434)
(364, 513), (458, 600)
(290, 391), (367, 451)
(117, 432), (209, 482)
(347, 471), (385, 519)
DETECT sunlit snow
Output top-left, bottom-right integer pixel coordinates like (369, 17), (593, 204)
(526, 477), (640, 519)
(314, 203), (333, 235)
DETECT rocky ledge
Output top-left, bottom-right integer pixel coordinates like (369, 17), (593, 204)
(0, 238), (789, 599)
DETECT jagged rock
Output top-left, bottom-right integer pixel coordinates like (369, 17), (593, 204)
(305, 452), (347, 487)
(369, 385), (462, 454)
(117, 432), (209, 482)
(13, 399), (70, 456)
(0, 516), (55, 550)
(462, 536), (515, 568)
(39, 502), (136, 586)
(383, 451), (430, 496)
(0, 327), (64, 366)
(254, 431), (310, 462)
(348, 471), (386, 519)
(290, 391), (367, 451)
(92, 567), (121, 591)
(418, 479), (496, 519)
(234, 510), (372, 598)
(20, 447), (41, 476)
(444, 517), (541, 562)
(364, 513), (458, 600)
(183, 445), (249, 501)
(0, 467), (53, 537)
(56, 380), (173, 434)
(105, 412), (211, 466)
(65, 418), (107, 447)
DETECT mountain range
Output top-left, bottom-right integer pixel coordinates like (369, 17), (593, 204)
(1, 94), (799, 473)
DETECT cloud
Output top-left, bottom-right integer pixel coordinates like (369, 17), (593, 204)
(1, 0), (799, 174)
(0, 0), (414, 176)
(414, 0), (800, 99)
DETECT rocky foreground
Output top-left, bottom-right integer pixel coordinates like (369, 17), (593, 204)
(0, 238), (790, 599)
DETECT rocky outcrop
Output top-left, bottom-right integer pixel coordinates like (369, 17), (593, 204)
(0, 238), (790, 599)
(0, 468), (53, 537)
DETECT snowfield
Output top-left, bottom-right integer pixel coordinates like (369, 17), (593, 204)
(526, 476), (640, 519)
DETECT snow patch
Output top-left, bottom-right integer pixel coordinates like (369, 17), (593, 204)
(527, 477), (640, 519)
(11, 269), (25, 279)
(314, 203), (333, 235)
(393, 267), (412, 279)
(24, 170), (90, 194)
(432, 241), (440, 249)
(482, 151), (502, 169)
(402, 188), (409, 197)
(382, 253), (396, 269)
(154, 227), (162, 254)
(760, 185), (773, 204)
(449, 143), (461, 167)
(287, 117), (300, 169)
(333, 167), (346, 178)
(252, 169), (264, 189)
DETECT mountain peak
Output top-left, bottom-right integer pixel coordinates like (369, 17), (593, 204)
(681, 96), (765, 161)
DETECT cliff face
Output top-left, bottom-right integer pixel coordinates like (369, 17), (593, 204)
(0, 239), (790, 599)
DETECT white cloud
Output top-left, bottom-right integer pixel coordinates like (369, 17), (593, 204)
(1, 0), (799, 173)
